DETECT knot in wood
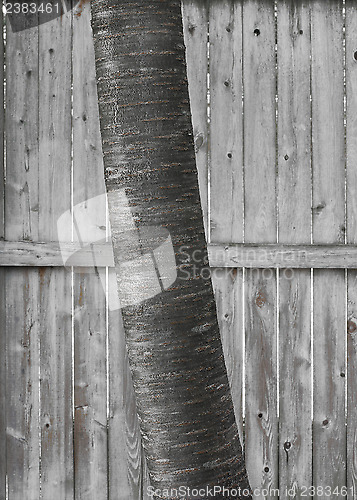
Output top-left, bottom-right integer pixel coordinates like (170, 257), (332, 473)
(348, 320), (357, 334)
(255, 290), (266, 308)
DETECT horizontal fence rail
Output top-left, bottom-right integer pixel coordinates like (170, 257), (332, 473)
(3, 241), (357, 268)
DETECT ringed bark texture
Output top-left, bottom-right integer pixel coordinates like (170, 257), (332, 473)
(90, 0), (251, 495)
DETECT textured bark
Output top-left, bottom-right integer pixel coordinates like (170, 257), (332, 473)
(90, 0), (251, 495)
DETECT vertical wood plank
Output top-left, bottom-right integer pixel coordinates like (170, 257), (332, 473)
(346, 2), (357, 497)
(182, 0), (209, 238)
(0, 10), (4, 241)
(0, 264), (4, 499)
(107, 292), (135, 499)
(5, 13), (40, 498)
(38, 3), (74, 497)
(108, 278), (151, 500)
(208, 0), (245, 449)
(73, 270), (107, 500)
(39, 268), (73, 497)
(5, 21), (39, 243)
(277, 3), (312, 498)
(243, 2), (277, 497)
(311, 0), (346, 490)
(72, 3), (108, 497)
(0, 10), (5, 497)
(213, 268), (244, 447)
(209, 0), (243, 245)
(5, 269), (40, 500)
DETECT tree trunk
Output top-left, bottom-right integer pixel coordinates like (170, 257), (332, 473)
(90, 0), (251, 495)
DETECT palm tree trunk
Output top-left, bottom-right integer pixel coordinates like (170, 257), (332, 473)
(90, 0), (251, 495)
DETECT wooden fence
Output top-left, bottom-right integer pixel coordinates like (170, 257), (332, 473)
(1, 0), (357, 498)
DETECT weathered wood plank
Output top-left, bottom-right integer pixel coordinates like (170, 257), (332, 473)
(182, 0), (209, 237)
(108, 297), (151, 500)
(208, 0), (244, 451)
(245, 269), (277, 498)
(0, 11), (4, 242)
(277, 4), (312, 497)
(39, 267), (73, 497)
(73, 3), (108, 497)
(5, 23), (39, 242)
(5, 12), (40, 498)
(38, 3), (74, 496)
(0, 9), (5, 497)
(346, 2), (357, 497)
(311, 0), (346, 490)
(243, 1), (277, 496)
(5, 269), (41, 499)
(209, 0), (243, 244)
(73, 270), (108, 498)
(347, 272), (357, 500)
(209, 244), (357, 269)
(213, 268), (244, 447)
(0, 266), (4, 499)
(6, 240), (357, 269)
(0, 240), (115, 267)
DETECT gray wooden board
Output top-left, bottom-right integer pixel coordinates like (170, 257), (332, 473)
(346, 1), (357, 497)
(208, 0), (245, 453)
(73, 3), (108, 497)
(311, 0), (346, 490)
(6, 241), (357, 269)
(5, 14), (41, 498)
(38, 3), (74, 496)
(243, 2), (278, 497)
(277, 3), (312, 497)
(0, 9), (4, 497)
(182, 0), (209, 238)
(209, 0), (243, 244)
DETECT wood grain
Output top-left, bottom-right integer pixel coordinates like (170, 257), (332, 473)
(38, 3), (74, 496)
(208, 244), (357, 269)
(182, 0), (209, 238)
(4, 13), (41, 498)
(243, 1), (278, 496)
(39, 267), (73, 497)
(108, 299), (151, 499)
(0, 265), (4, 499)
(208, 0), (245, 453)
(6, 240), (357, 269)
(311, 0), (346, 490)
(0, 240), (115, 267)
(0, 9), (4, 497)
(72, 2), (110, 497)
(213, 267), (244, 447)
(5, 269), (41, 499)
(346, 2), (357, 497)
(209, 0), (243, 244)
(277, 4), (312, 498)
(0, 10), (3, 242)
